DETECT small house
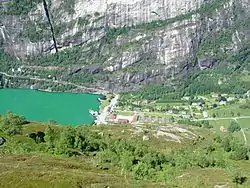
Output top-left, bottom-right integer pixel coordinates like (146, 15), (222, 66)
(246, 90), (250, 97)
(211, 93), (218, 98)
(117, 119), (129, 123)
(196, 106), (202, 110)
(108, 114), (117, 122)
(227, 97), (235, 102)
(203, 111), (208, 118)
(132, 115), (139, 123)
(182, 96), (190, 101)
(182, 115), (191, 119)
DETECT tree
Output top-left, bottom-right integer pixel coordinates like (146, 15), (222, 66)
(44, 125), (57, 151)
(169, 116), (175, 123)
(57, 127), (76, 155)
(222, 137), (231, 152)
(212, 104), (217, 108)
(0, 113), (28, 135)
(29, 131), (45, 143)
(36, 131), (45, 143)
(197, 155), (210, 168)
(119, 151), (134, 176)
(132, 162), (151, 179)
(231, 111), (235, 117)
(227, 121), (241, 133)
(202, 121), (213, 129)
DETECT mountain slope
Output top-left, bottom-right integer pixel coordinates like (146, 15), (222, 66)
(0, 0), (249, 92)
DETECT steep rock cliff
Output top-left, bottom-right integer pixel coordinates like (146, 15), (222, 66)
(0, 0), (249, 92)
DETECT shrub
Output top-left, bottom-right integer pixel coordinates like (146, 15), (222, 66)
(232, 172), (247, 185)
(202, 121), (213, 129)
(227, 121), (241, 133)
(239, 102), (250, 109)
(230, 147), (249, 161)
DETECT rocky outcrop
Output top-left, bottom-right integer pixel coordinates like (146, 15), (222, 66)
(198, 57), (218, 70)
(0, 137), (6, 146)
(0, 0), (250, 92)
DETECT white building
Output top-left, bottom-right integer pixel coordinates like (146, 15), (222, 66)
(203, 111), (208, 118)
(246, 90), (250, 97)
(182, 96), (190, 101)
(219, 101), (227, 105)
(196, 106), (202, 110)
(211, 93), (218, 98)
(116, 115), (134, 122)
(192, 103), (199, 106)
(182, 115), (191, 119)
(227, 97), (235, 102)
(167, 110), (173, 114)
(173, 106), (180, 110)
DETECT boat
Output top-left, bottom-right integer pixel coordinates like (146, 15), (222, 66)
(89, 109), (98, 116)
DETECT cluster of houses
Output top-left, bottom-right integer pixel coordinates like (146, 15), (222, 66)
(107, 114), (139, 124)
(141, 116), (170, 124)
(107, 113), (172, 124)
(11, 67), (22, 73)
(113, 92), (250, 125)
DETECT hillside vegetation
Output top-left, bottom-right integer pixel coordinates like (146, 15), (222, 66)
(121, 42), (250, 102)
(0, 113), (249, 187)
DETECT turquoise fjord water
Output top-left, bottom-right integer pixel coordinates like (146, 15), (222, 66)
(0, 88), (101, 126)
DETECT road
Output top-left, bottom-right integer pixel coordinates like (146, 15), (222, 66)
(234, 118), (247, 145)
(241, 128), (247, 145)
(194, 116), (250, 121)
(0, 71), (106, 94)
(95, 94), (119, 125)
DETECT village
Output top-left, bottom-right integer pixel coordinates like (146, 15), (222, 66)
(100, 91), (250, 126)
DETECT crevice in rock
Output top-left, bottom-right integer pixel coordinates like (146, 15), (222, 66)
(42, 0), (58, 53)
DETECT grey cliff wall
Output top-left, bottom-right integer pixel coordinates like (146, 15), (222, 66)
(0, 0), (250, 92)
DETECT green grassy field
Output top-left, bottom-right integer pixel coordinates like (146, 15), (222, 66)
(209, 119), (232, 132)
(209, 104), (250, 117)
(205, 118), (250, 146)
(154, 102), (186, 106)
(115, 111), (135, 116)
(237, 119), (250, 128)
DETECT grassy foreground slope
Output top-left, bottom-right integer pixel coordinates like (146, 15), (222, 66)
(0, 113), (250, 187)
(0, 154), (142, 188)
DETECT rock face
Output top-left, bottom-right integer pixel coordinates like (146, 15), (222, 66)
(198, 57), (218, 70)
(0, 0), (250, 92)
(0, 137), (6, 146)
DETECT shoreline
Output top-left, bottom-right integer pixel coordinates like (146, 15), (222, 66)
(0, 86), (106, 96)
(93, 94), (119, 125)
(0, 71), (108, 95)
(0, 87), (105, 126)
